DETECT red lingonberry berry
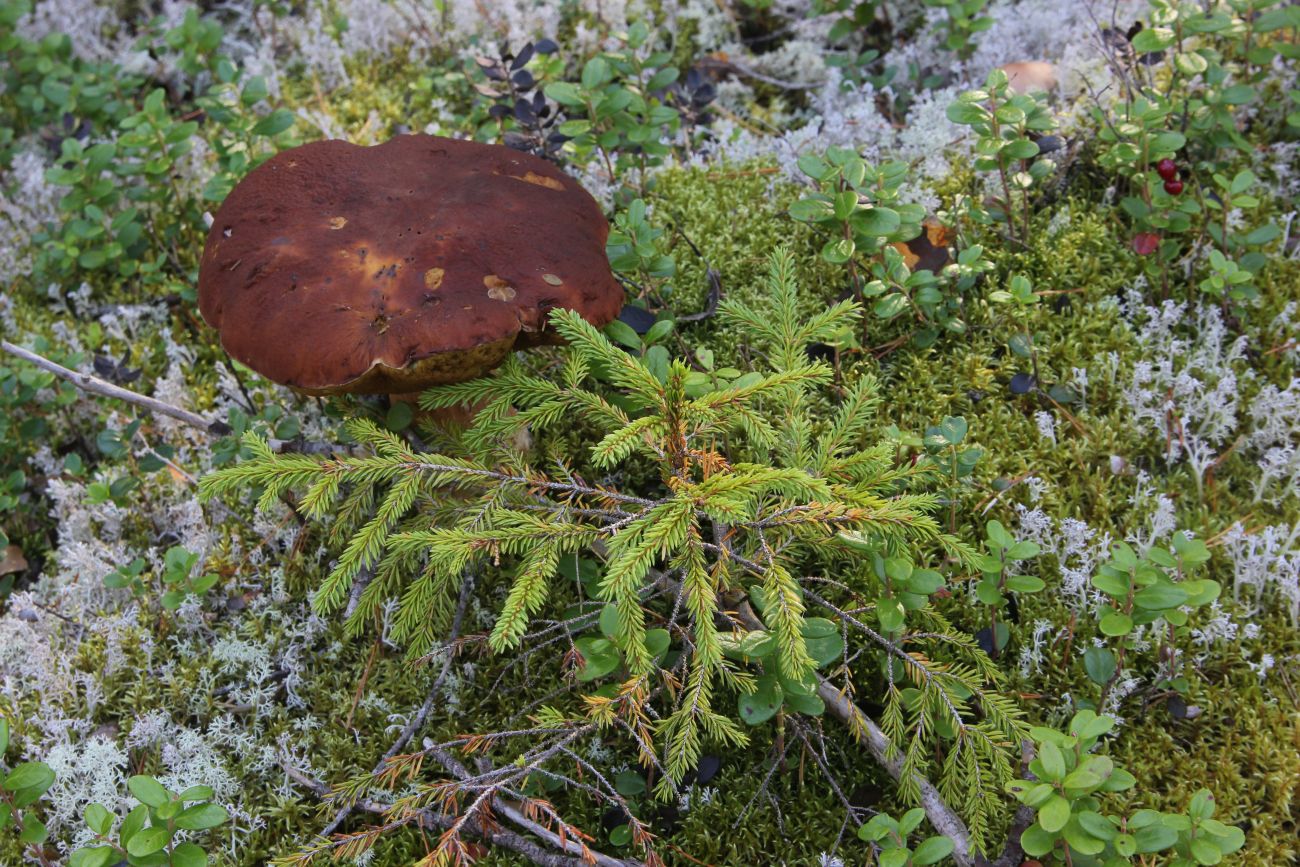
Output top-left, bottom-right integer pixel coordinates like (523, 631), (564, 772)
(1156, 158), (1178, 181)
(1164, 179), (1184, 195)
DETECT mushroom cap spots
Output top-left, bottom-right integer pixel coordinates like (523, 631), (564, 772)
(197, 134), (624, 394)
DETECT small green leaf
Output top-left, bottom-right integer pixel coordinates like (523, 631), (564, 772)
(126, 824), (171, 857)
(4, 762), (55, 793)
(802, 619), (844, 667)
(1006, 575), (1045, 593)
(614, 771), (646, 797)
(1101, 767), (1137, 793)
(796, 154), (829, 180)
(853, 205), (901, 237)
(251, 109), (295, 137)
(1134, 823), (1178, 853)
(129, 775), (171, 808)
(1063, 767), (1102, 791)
(385, 401), (413, 432)
(545, 82), (584, 106)
(70, 846), (117, 867)
(946, 102), (990, 125)
(1190, 836), (1224, 865)
(19, 815), (46, 844)
(174, 802), (229, 831)
(643, 319), (674, 345)
(1061, 816), (1106, 855)
(879, 848), (908, 867)
(789, 198), (836, 223)
(939, 416), (968, 445)
(170, 842), (207, 867)
(1038, 742), (1066, 781)
(1099, 611), (1133, 636)
(738, 674), (782, 725)
(1075, 810), (1116, 840)
(1134, 583), (1189, 610)
(1039, 795), (1072, 832)
(1188, 789), (1215, 821)
(783, 691), (825, 716)
(911, 835), (955, 865)
(822, 237), (855, 264)
(1020, 822), (1055, 857)
(119, 804), (148, 845)
(603, 319), (642, 350)
(84, 802), (113, 835)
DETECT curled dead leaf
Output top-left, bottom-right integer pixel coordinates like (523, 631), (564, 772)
(1, 544), (28, 576)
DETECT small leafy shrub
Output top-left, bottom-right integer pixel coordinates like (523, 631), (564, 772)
(947, 68), (1057, 244)
(0, 719), (57, 859)
(1009, 711), (1244, 865)
(791, 147), (924, 280)
(857, 806), (955, 865)
(1088, 532), (1218, 704)
(605, 197), (677, 301)
(106, 547), (219, 611)
(923, 0), (992, 60)
(2, 720), (228, 866)
(972, 519), (1044, 657)
(69, 776), (229, 867)
(545, 22), (682, 193)
(470, 39), (566, 160)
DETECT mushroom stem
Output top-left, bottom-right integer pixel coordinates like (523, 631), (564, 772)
(391, 392), (531, 452)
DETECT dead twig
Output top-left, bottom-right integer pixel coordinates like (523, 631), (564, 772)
(1, 339), (230, 435)
(318, 575), (476, 838)
(424, 745), (643, 867)
(280, 763), (600, 867)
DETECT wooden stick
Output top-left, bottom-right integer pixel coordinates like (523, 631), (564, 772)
(731, 600), (978, 866)
(280, 763), (604, 867)
(1, 340), (230, 435)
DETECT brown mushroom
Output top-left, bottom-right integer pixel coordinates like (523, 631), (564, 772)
(198, 134), (624, 397)
(998, 61), (1057, 95)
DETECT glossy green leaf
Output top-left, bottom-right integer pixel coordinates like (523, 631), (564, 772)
(125, 824), (171, 857)
(174, 802), (228, 830)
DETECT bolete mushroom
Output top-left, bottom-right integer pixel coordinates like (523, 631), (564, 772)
(198, 134), (624, 398)
(998, 61), (1058, 95)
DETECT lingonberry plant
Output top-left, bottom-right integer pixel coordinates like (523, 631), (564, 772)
(946, 67), (1057, 245)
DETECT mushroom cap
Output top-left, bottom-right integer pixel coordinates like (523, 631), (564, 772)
(998, 61), (1057, 95)
(198, 135), (624, 395)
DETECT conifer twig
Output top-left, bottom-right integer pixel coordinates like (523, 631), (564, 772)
(424, 745), (643, 867)
(731, 598), (978, 866)
(318, 575), (476, 837)
(280, 763), (598, 867)
(1, 339), (230, 435)
(641, 556), (979, 865)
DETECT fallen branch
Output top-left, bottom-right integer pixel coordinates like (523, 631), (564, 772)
(1, 339), (230, 435)
(424, 745), (643, 867)
(732, 599), (978, 867)
(280, 763), (599, 867)
(319, 574), (476, 837)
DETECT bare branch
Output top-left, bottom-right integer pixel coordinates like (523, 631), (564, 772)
(2, 339), (231, 435)
(279, 762), (597, 867)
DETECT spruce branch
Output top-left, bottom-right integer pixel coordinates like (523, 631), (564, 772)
(203, 249), (1024, 860)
